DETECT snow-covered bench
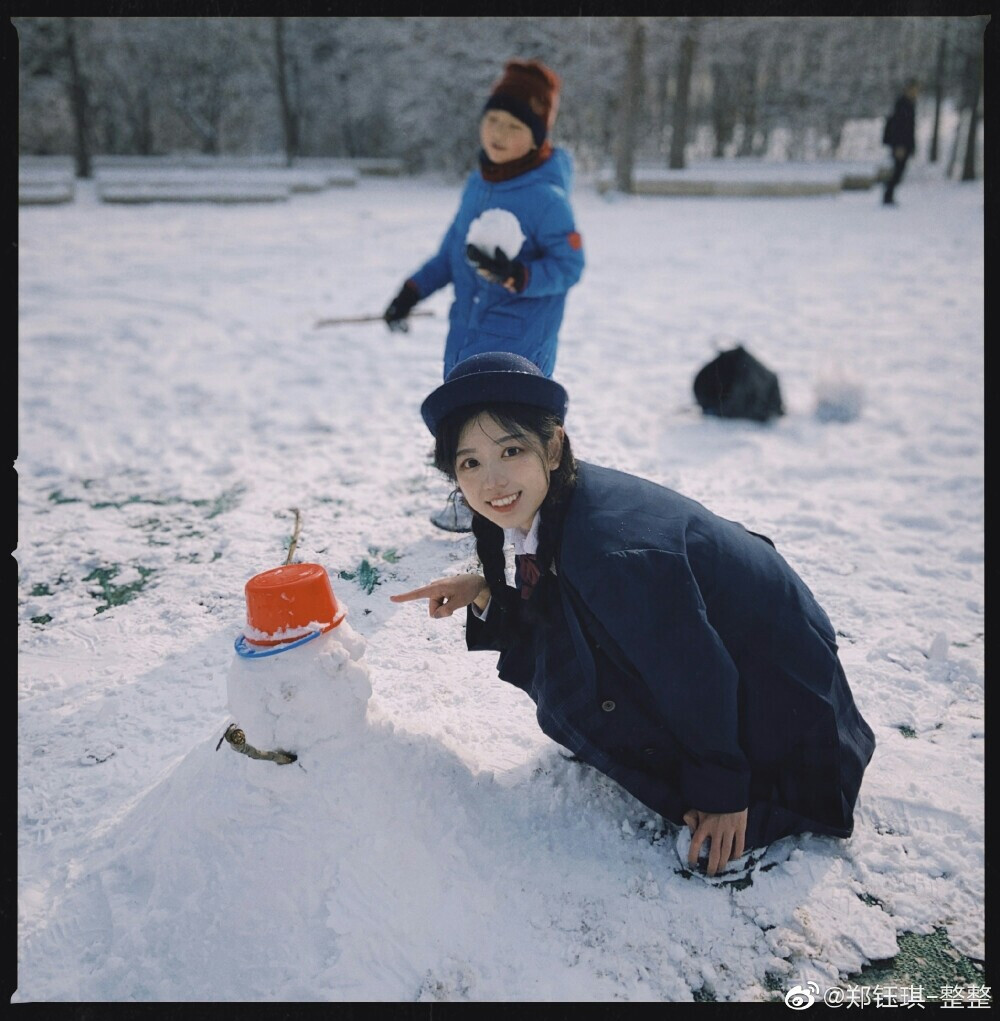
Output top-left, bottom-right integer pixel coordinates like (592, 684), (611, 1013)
(19, 157), (76, 204)
(97, 177), (291, 204)
(595, 162), (886, 197)
(94, 163), (360, 201)
(19, 179), (76, 205)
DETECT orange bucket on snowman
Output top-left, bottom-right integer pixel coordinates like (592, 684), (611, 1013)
(235, 562), (345, 658)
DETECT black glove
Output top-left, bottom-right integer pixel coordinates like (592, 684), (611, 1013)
(384, 281), (420, 333)
(466, 244), (528, 293)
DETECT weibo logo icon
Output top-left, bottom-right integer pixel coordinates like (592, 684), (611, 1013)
(784, 982), (820, 1009)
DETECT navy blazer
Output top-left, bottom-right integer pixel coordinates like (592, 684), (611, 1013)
(466, 462), (876, 849)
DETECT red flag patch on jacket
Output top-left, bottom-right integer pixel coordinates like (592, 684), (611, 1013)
(568, 231), (583, 250)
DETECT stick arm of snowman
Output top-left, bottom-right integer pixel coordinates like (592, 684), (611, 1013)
(216, 723), (298, 765)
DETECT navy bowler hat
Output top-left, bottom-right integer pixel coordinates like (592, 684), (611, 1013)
(420, 352), (569, 436)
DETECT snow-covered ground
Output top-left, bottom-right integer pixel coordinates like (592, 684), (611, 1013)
(16, 164), (984, 1003)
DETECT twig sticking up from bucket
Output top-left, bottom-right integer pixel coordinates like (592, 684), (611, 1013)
(285, 507), (302, 566)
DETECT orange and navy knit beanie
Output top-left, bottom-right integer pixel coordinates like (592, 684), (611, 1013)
(482, 59), (561, 148)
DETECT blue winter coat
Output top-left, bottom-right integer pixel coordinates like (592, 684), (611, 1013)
(408, 147), (584, 379)
(466, 462), (876, 850)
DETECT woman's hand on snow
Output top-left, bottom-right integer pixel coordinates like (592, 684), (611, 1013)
(682, 808), (748, 876)
(390, 574), (490, 619)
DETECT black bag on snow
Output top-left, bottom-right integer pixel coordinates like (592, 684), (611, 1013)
(693, 345), (785, 423)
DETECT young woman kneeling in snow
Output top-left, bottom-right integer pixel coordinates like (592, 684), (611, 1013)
(391, 352), (876, 877)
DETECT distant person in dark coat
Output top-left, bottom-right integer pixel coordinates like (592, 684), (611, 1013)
(391, 353), (877, 878)
(882, 78), (919, 206)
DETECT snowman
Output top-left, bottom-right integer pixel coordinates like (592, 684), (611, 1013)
(225, 563), (372, 762)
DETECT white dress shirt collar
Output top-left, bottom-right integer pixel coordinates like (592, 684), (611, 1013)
(505, 510), (542, 556)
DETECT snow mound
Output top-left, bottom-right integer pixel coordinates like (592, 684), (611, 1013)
(465, 208), (526, 261)
(814, 368), (866, 423)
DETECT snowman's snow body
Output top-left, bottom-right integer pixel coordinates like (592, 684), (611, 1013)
(226, 621), (372, 757)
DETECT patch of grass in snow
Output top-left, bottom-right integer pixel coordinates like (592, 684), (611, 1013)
(134, 516), (206, 545)
(190, 484), (248, 519)
(41, 480), (246, 565)
(176, 549), (222, 564)
(339, 559), (381, 595)
(48, 481), (246, 519)
(83, 563), (157, 613)
(339, 548), (402, 594)
(896, 724), (918, 739)
(763, 972), (787, 1002)
(844, 928), (985, 1001)
(24, 574), (71, 625)
(692, 985), (717, 1002)
(47, 489), (83, 505)
(92, 494), (176, 510)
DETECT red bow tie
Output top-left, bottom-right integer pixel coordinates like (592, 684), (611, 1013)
(515, 552), (541, 599)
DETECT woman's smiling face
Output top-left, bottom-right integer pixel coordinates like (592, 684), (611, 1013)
(454, 413), (563, 532)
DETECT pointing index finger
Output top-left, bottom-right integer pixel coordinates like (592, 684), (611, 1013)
(389, 583), (441, 603)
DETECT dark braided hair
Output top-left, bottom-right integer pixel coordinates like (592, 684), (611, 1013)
(433, 403), (578, 619)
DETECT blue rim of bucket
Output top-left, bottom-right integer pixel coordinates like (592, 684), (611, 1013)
(234, 629), (322, 659)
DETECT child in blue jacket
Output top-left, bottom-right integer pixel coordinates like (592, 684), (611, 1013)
(384, 59), (585, 531)
(391, 353), (877, 880)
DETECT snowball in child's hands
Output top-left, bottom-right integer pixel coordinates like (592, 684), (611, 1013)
(465, 208), (526, 263)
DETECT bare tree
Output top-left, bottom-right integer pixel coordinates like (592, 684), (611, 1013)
(12, 15), (989, 174)
(651, 54), (670, 157)
(90, 19), (172, 156)
(710, 60), (737, 158)
(668, 16), (700, 169)
(928, 23), (948, 163)
(614, 17), (645, 191)
(735, 29), (761, 157)
(946, 110), (964, 179)
(273, 17), (300, 165)
(306, 17), (416, 161)
(960, 43), (983, 181)
(63, 18), (91, 177)
(157, 19), (257, 156)
(946, 17), (987, 181)
(15, 18), (70, 155)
